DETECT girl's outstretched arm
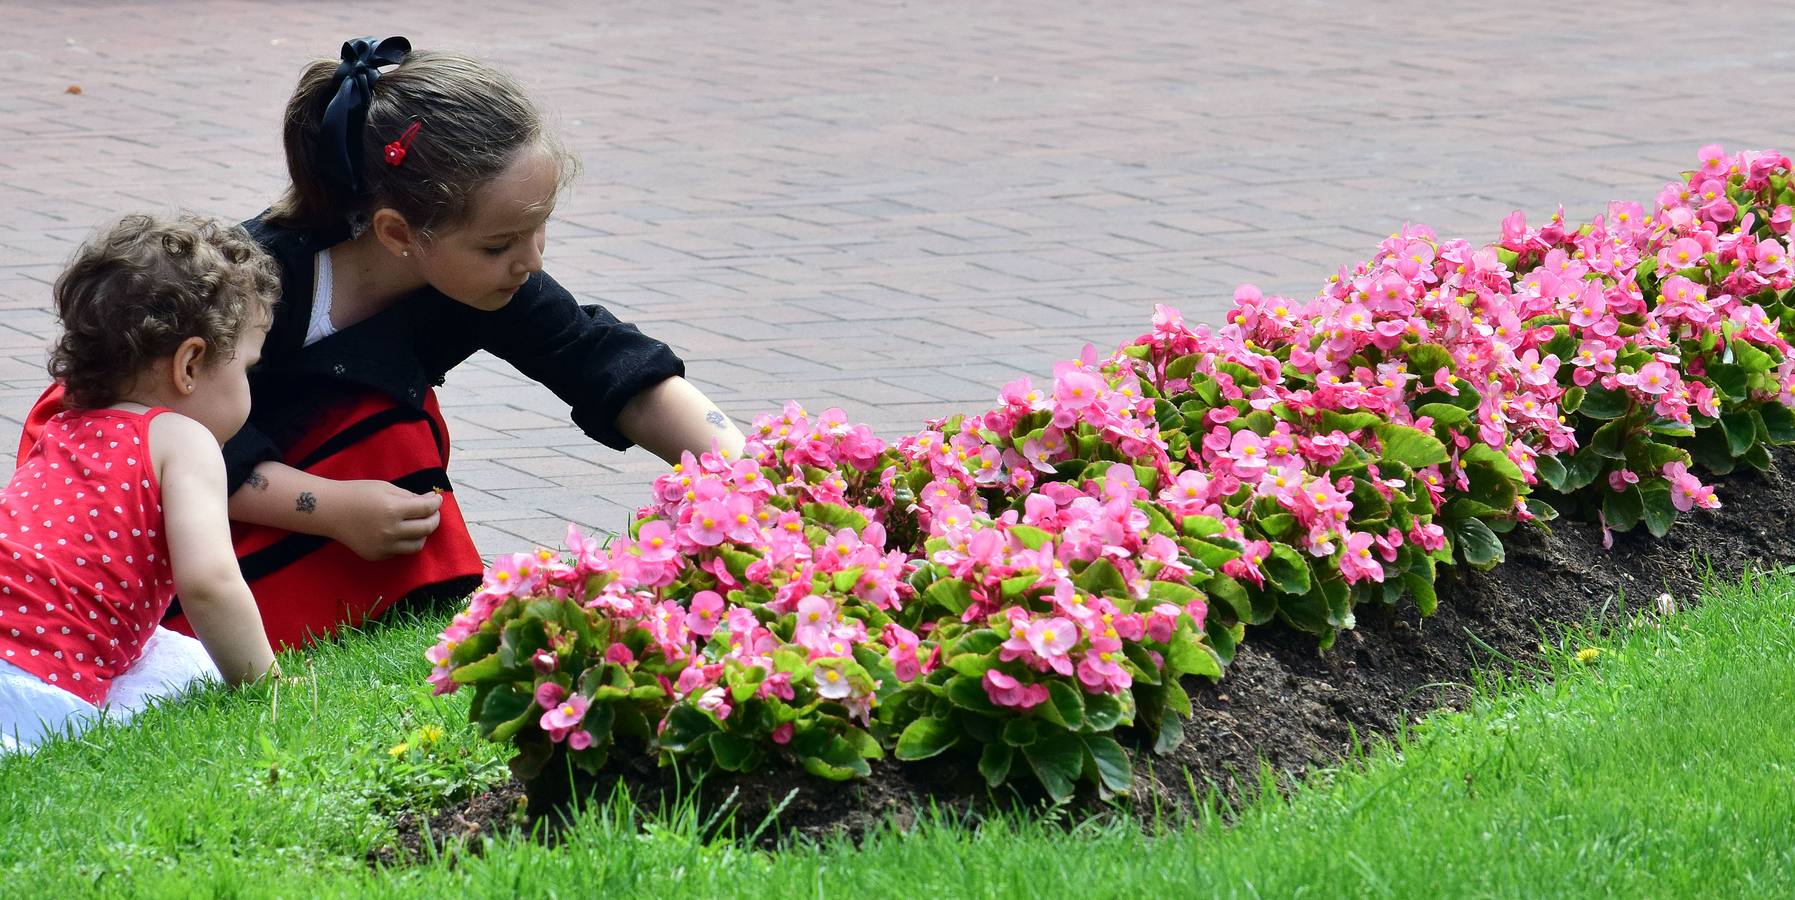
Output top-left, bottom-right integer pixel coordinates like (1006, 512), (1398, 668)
(617, 376), (746, 463)
(152, 413), (277, 686)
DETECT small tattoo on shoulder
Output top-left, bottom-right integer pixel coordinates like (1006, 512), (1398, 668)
(296, 491), (317, 513)
(245, 472), (269, 491)
(706, 410), (727, 429)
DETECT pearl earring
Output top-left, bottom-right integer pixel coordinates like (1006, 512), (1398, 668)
(185, 383), (194, 391)
(402, 249), (411, 257)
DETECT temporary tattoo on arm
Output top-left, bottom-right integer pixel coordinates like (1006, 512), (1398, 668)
(295, 491), (317, 513)
(245, 471), (269, 491)
(706, 410), (727, 429)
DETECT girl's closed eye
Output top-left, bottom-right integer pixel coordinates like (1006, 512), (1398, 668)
(482, 241), (512, 256)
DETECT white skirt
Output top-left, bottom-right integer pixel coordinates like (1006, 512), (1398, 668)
(0, 626), (221, 753)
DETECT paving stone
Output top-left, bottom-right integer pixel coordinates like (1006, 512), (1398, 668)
(2, 0), (1791, 558)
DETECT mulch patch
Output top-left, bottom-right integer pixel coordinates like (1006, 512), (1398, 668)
(380, 447), (1795, 861)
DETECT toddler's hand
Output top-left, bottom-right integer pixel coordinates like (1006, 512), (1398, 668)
(331, 480), (443, 560)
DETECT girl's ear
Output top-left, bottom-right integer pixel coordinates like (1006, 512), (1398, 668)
(169, 336), (207, 395)
(369, 207), (417, 258)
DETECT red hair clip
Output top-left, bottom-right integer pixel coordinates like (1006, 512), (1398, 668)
(383, 121), (422, 167)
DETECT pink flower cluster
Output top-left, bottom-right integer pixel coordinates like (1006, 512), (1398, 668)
(428, 405), (909, 744)
(436, 146), (1795, 787)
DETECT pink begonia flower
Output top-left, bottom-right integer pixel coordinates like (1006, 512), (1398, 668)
(884, 624), (923, 682)
(722, 606), (763, 648)
(730, 458), (775, 497)
(482, 552), (539, 599)
(1408, 521), (1446, 553)
(771, 722), (794, 745)
(425, 641), (456, 695)
(1563, 282), (1603, 327)
(812, 658), (854, 700)
(722, 494), (761, 544)
(695, 686), (733, 721)
(1024, 617), (1079, 673)
(821, 527), (861, 569)
(1145, 603), (1181, 643)
(535, 681), (568, 711)
(603, 642), (636, 665)
(647, 601), (692, 662)
(540, 694), (589, 742)
(1000, 376), (1052, 412)
(1500, 209), (1529, 247)
(795, 595), (835, 642)
(1702, 193), (1737, 224)
(1184, 596), (1209, 632)
(1340, 531), (1385, 585)
(1658, 237), (1705, 272)
(1225, 429), (1269, 477)
(1608, 469), (1639, 492)
(1515, 349), (1559, 387)
(686, 500), (731, 547)
(636, 520), (678, 563)
(1023, 492), (1063, 528)
(1688, 381), (1720, 419)
(1696, 144), (1729, 179)
(1431, 367), (1459, 396)
(1054, 369), (1105, 411)
(1109, 613), (1146, 642)
(982, 669), (1048, 709)
(686, 590), (725, 637)
(674, 664), (715, 697)
(758, 672), (795, 701)
(565, 522), (605, 567)
(1076, 640), (1132, 693)
(1664, 462), (1721, 512)
(1616, 360), (1674, 396)
(1373, 528), (1404, 563)
(530, 649), (558, 675)
(1771, 205), (1793, 236)
(1753, 239), (1791, 278)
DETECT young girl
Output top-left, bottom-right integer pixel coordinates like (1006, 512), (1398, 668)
(1, 215), (279, 752)
(20, 37), (746, 649)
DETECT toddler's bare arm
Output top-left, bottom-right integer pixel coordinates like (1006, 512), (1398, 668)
(152, 413), (278, 686)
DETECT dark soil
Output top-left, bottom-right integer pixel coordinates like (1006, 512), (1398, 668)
(382, 447), (1795, 859)
(369, 781), (528, 869)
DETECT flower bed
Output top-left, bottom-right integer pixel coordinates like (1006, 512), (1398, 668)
(430, 146), (1795, 804)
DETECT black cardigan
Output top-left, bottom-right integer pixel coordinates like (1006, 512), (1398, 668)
(224, 214), (686, 491)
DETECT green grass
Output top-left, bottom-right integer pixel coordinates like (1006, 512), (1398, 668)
(5, 572), (1794, 898)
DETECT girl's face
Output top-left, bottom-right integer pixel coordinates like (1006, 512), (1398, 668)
(188, 324), (266, 444)
(413, 144), (558, 311)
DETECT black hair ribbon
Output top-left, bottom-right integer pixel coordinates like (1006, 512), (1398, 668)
(317, 35), (411, 197)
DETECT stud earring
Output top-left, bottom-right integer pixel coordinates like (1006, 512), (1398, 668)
(402, 249), (411, 257)
(185, 383), (194, 391)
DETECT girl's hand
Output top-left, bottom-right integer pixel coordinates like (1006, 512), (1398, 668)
(330, 480), (443, 560)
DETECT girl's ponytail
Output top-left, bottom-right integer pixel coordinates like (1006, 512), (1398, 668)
(266, 38), (575, 235)
(267, 59), (352, 229)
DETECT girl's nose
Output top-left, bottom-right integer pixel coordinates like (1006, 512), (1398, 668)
(515, 238), (544, 276)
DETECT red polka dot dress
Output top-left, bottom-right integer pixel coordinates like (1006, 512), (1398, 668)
(0, 408), (176, 704)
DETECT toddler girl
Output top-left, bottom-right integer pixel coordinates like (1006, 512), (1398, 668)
(0, 214), (279, 752)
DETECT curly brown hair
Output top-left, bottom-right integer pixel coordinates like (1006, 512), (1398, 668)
(49, 214), (280, 409)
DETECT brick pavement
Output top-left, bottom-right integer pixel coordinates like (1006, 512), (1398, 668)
(2, 0), (1793, 555)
